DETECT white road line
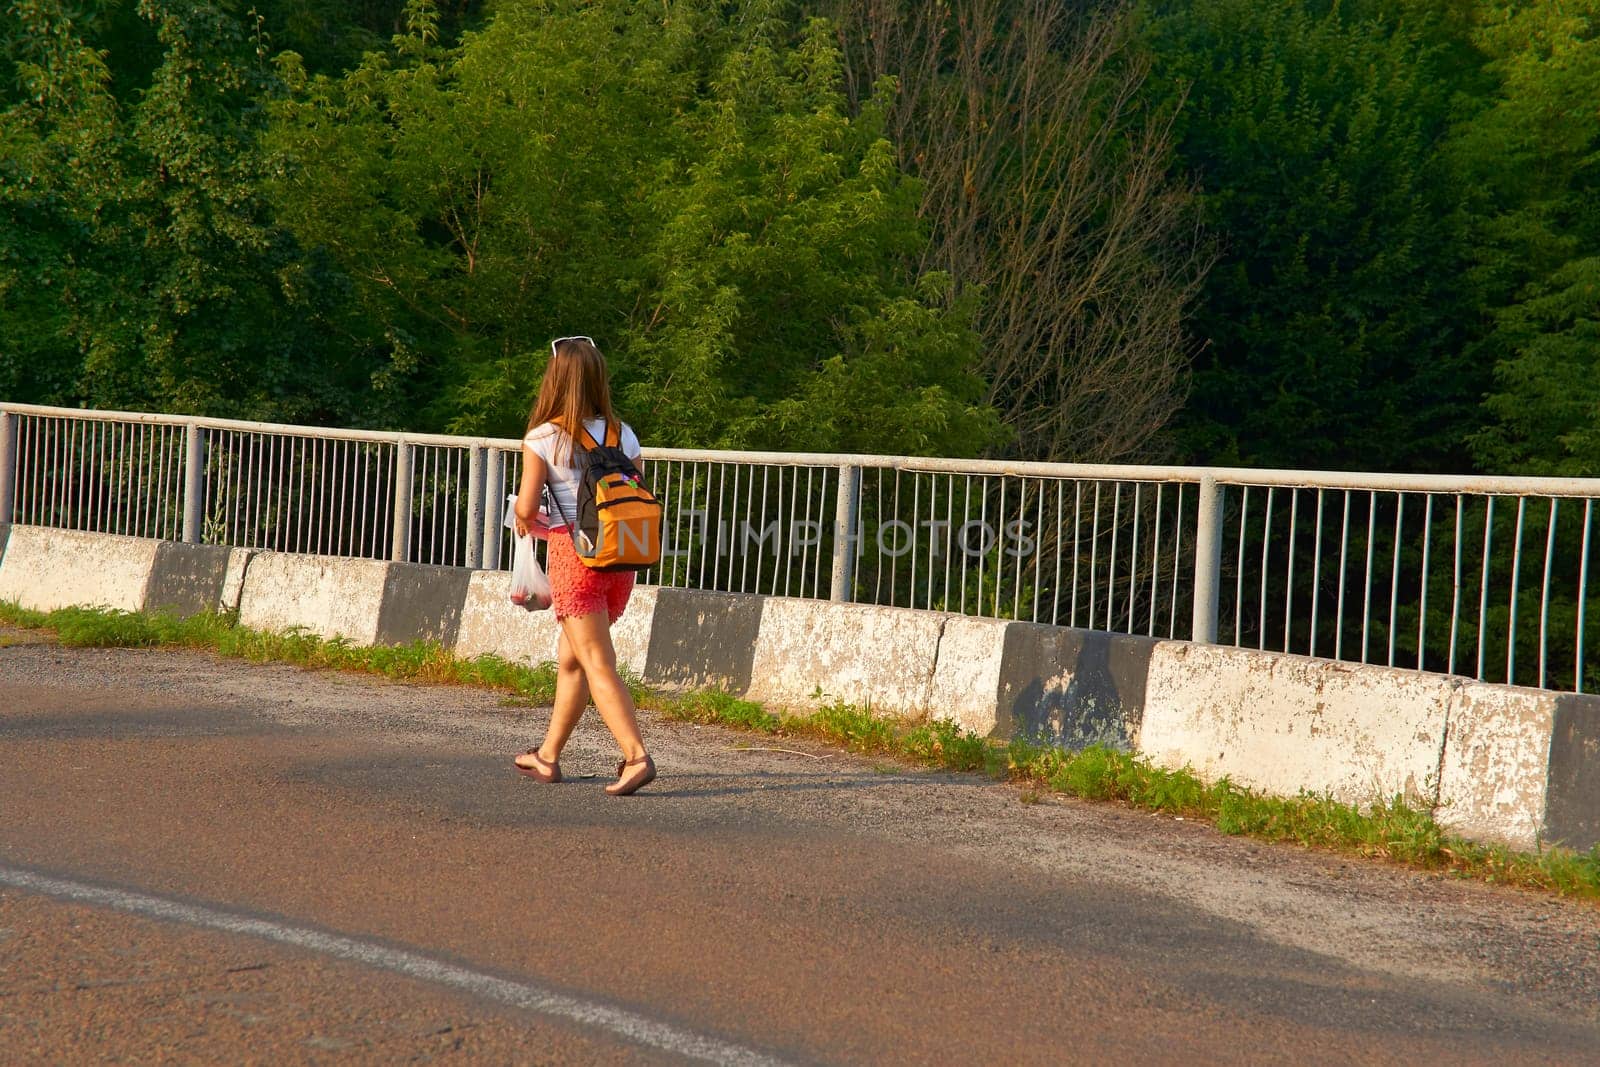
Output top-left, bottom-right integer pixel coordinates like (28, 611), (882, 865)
(0, 864), (786, 1067)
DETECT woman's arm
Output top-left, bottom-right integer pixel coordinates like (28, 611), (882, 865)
(627, 425), (645, 481)
(514, 445), (548, 537)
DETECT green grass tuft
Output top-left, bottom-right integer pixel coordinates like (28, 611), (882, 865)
(656, 689), (780, 733)
(903, 719), (994, 773)
(0, 601), (557, 706)
(808, 699), (898, 753)
(0, 601), (50, 629)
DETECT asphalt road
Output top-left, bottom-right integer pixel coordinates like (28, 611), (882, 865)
(2, 629), (1599, 1065)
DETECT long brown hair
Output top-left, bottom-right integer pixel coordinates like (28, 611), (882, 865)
(526, 337), (618, 463)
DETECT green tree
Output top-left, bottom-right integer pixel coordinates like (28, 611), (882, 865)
(618, 12), (997, 454)
(250, 0), (484, 75)
(267, 0), (706, 431)
(268, 0), (1001, 454)
(822, 0), (1207, 464)
(0, 0), (120, 402)
(1144, 0), (1482, 471)
(1461, 2), (1600, 476)
(0, 0), (397, 423)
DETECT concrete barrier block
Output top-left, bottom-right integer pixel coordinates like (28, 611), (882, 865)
(236, 552), (389, 644)
(1437, 683), (1558, 851)
(376, 563), (472, 647)
(612, 584), (657, 678)
(1140, 642), (1453, 808)
(219, 549), (255, 613)
(745, 597), (946, 716)
(1439, 685), (1600, 852)
(454, 569), (561, 666)
(1544, 694), (1600, 851)
(643, 588), (762, 692)
(0, 525), (160, 613)
(997, 626), (1155, 750)
(928, 617), (1010, 736)
(144, 542), (233, 617)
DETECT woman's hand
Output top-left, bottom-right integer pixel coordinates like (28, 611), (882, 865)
(514, 514), (530, 538)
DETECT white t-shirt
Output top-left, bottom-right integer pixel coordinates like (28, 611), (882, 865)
(523, 417), (642, 525)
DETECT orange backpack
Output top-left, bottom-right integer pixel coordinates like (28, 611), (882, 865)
(548, 419), (663, 572)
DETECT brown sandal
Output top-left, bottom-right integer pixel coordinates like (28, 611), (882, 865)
(513, 749), (562, 784)
(605, 754), (656, 796)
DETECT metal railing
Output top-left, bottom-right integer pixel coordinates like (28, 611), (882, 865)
(4, 402), (1599, 693)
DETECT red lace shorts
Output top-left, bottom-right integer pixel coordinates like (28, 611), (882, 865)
(546, 531), (634, 623)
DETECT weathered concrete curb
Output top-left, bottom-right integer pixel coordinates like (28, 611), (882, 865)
(455, 569), (562, 666)
(1000, 625), (1155, 752)
(145, 542), (237, 617)
(1140, 644), (1457, 810)
(0, 527), (162, 613)
(927, 620), (1155, 751)
(928, 617), (1009, 736)
(1544, 697), (1600, 851)
(2, 526), (1596, 852)
(744, 596), (946, 714)
(376, 563), (472, 648)
(220, 549), (254, 614)
(236, 552), (390, 644)
(1438, 683), (1600, 851)
(640, 588), (764, 692)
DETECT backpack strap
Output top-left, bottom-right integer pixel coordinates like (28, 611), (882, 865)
(574, 419), (620, 451)
(545, 417), (624, 539)
(542, 417), (585, 533)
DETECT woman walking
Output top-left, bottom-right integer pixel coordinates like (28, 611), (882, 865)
(512, 336), (656, 796)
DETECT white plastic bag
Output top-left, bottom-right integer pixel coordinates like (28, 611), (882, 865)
(509, 533), (552, 612)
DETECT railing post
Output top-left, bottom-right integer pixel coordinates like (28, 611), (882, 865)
(466, 444), (485, 570)
(392, 440), (413, 563)
(182, 422), (204, 544)
(0, 411), (16, 525)
(830, 464), (861, 602)
(1191, 475), (1224, 644)
(483, 448), (504, 571)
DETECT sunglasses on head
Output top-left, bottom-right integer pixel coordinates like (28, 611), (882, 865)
(550, 335), (595, 358)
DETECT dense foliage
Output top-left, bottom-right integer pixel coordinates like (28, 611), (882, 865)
(268, 0), (1003, 452)
(1143, 0), (1481, 471)
(1, 1), (399, 423)
(1458, 1), (1600, 476)
(1141, 0), (1600, 474)
(2, 0), (1598, 474)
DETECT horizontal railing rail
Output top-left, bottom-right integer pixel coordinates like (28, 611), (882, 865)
(4, 401), (1598, 693)
(6, 402), (1600, 494)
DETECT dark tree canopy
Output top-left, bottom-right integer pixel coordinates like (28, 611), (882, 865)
(3, 0), (1599, 475)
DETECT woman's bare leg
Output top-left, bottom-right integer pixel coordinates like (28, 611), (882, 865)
(558, 611), (646, 762)
(537, 629), (589, 761)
